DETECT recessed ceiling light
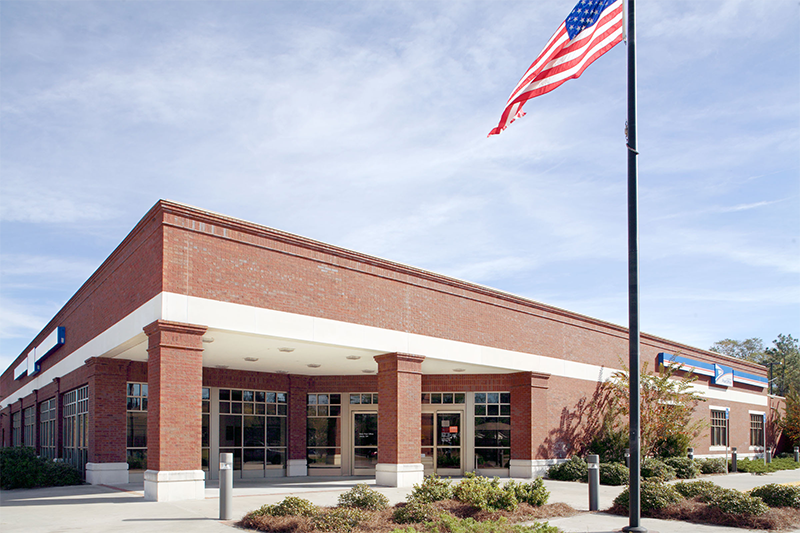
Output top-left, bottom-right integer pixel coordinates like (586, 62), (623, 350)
(307, 363), (321, 368)
(362, 369), (375, 374)
(275, 370), (288, 374)
(453, 368), (466, 373)
(278, 347), (295, 353)
(203, 336), (215, 343)
(215, 365), (229, 369)
(244, 357), (259, 362)
(346, 355), (361, 360)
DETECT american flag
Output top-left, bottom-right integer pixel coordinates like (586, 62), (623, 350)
(488, 0), (623, 136)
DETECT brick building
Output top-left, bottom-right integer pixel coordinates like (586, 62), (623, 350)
(0, 200), (779, 501)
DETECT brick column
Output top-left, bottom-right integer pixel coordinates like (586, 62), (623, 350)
(287, 374), (310, 476)
(85, 357), (129, 485)
(143, 320), (207, 501)
(509, 371), (550, 478)
(374, 352), (424, 487)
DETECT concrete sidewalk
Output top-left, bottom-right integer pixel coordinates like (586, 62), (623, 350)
(1, 469), (798, 533)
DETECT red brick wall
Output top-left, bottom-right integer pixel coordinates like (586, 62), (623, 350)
(144, 320), (206, 471)
(375, 353), (424, 464)
(87, 357), (128, 463)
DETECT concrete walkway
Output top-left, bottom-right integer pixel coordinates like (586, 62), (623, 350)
(1, 469), (798, 533)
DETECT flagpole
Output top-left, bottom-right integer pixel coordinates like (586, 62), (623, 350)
(623, 0), (645, 531)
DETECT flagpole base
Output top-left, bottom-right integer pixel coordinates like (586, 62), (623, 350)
(622, 526), (648, 532)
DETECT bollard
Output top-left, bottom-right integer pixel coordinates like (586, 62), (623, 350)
(687, 447), (694, 460)
(624, 448), (630, 468)
(794, 446), (799, 462)
(220, 453), (234, 520)
(587, 454), (599, 512)
(731, 447), (737, 472)
(766, 449), (772, 464)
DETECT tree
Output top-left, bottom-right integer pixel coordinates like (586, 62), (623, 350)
(780, 386), (800, 446)
(709, 338), (765, 363)
(598, 361), (707, 458)
(764, 334), (799, 398)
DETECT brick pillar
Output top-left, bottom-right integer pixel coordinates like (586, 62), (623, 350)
(374, 352), (424, 487)
(143, 320), (207, 501)
(85, 357), (129, 485)
(509, 371), (550, 478)
(287, 374), (310, 476)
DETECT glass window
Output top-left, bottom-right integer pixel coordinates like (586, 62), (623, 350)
(710, 409), (728, 446)
(218, 388), (287, 473)
(474, 392), (511, 469)
(750, 413), (764, 447)
(63, 385), (89, 476)
(307, 393), (343, 468)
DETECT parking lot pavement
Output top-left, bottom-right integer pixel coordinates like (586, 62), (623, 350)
(1, 469), (798, 533)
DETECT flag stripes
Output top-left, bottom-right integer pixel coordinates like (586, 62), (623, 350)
(489, 0), (623, 136)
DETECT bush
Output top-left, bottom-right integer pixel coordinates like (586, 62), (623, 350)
(640, 458), (676, 482)
(735, 458), (768, 475)
(311, 507), (367, 532)
(391, 515), (559, 533)
(613, 480), (682, 512)
(546, 456), (587, 482)
(749, 484), (800, 508)
(698, 458), (726, 474)
(393, 500), (442, 524)
(249, 496), (318, 517)
(706, 488), (768, 516)
(337, 484), (389, 511)
(408, 473), (453, 503)
(663, 457), (699, 479)
(652, 433), (692, 459)
(504, 478), (549, 507)
(452, 474), (517, 512)
(673, 480), (724, 500)
(0, 447), (82, 490)
(597, 462), (628, 486)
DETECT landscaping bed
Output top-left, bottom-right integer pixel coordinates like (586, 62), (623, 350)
(238, 475), (575, 533)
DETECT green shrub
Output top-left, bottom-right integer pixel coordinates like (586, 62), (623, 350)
(392, 514), (558, 533)
(453, 474), (517, 512)
(587, 427), (628, 463)
(698, 458), (726, 474)
(652, 433), (692, 459)
(337, 483), (389, 511)
(673, 480), (724, 500)
(393, 500), (442, 524)
(736, 458), (768, 475)
(504, 478), (549, 507)
(613, 480), (682, 512)
(546, 456), (587, 482)
(311, 506), (367, 532)
(599, 462), (629, 486)
(0, 447), (82, 490)
(749, 484), (800, 508)
(663, 457), (699, 479)
(706, 488), (768, 516)
(249, 496), (318, 517)
(640, 458), (676, 482)
(408, 473), (453, 503)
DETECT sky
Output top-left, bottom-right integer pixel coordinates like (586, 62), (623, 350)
(1, 0), (798, 374)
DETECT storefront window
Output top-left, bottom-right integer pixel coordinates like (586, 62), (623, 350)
(474, 392), (511, 469)
(307, 393), (342, 468)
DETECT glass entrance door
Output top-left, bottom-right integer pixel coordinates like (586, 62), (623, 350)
(352, 412), (378, 475)
(421, 412), (462, 476)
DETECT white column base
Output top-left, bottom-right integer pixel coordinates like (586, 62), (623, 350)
(375, 463), (424, 487)
(509, 459), (558, 478)
(85, 462), (129, 485)
(144, 470), (205, 501)
(286, 459), (308, 477)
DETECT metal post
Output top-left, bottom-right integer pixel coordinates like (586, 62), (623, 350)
(687, 447), (693, 460)
(625, 448), (631, 468)
(731, 447), (737, 472)
(220, 452), (234, 520)
(766, 449), (772, 464)
(794, 446), (798, 462)
(623, 0), (644, 530)
(588, 454), (600, 511)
